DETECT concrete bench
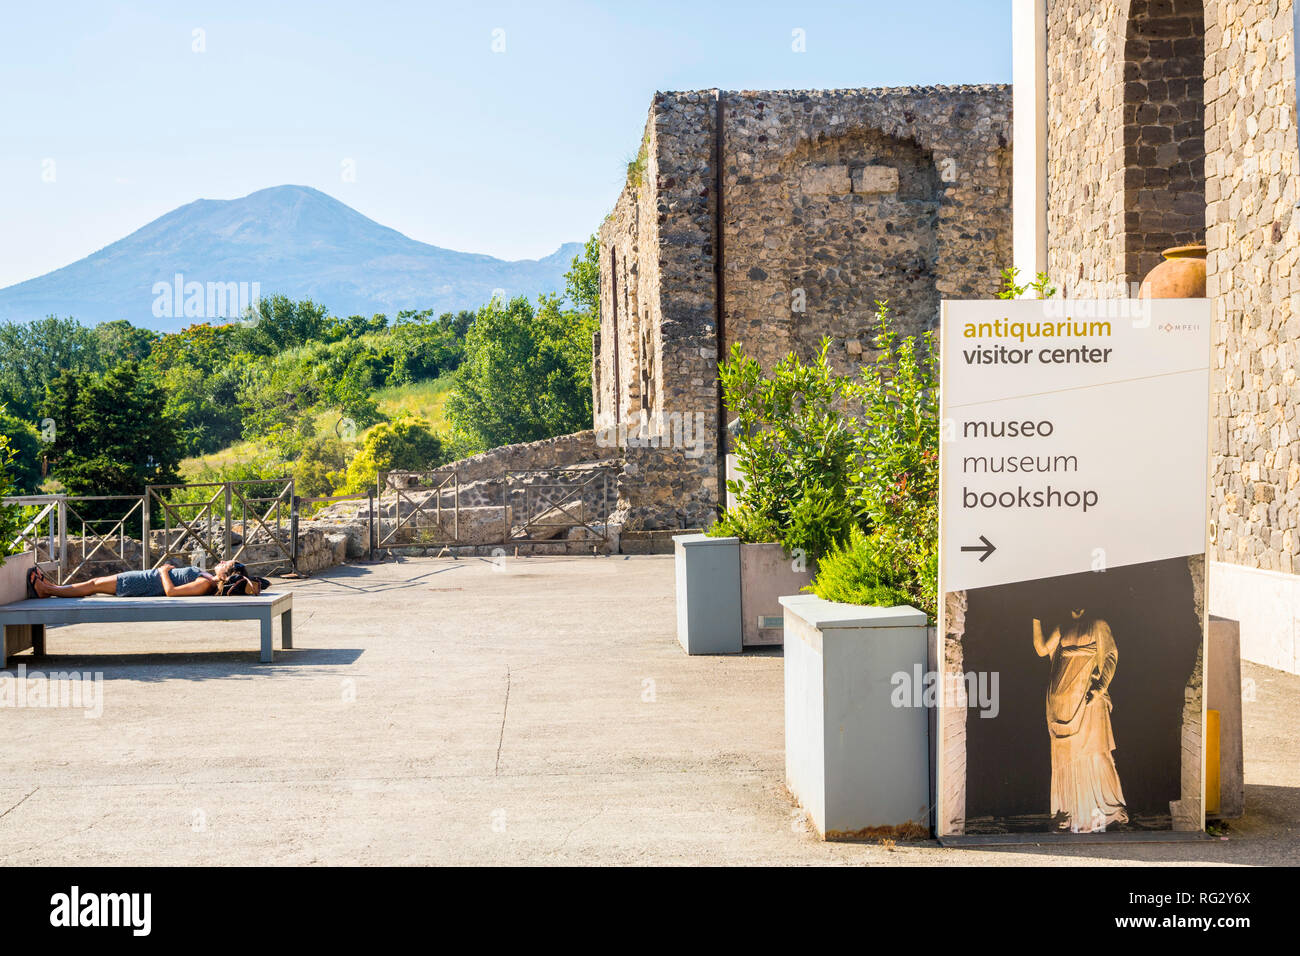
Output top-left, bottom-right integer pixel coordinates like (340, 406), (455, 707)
(0, 592), (294, 668)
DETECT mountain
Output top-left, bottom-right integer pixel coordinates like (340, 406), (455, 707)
(0, 185), (583, 331)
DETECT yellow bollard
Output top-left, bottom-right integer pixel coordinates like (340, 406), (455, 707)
(1206, 709), (1221, 815)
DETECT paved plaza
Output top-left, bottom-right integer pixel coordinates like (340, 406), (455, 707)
(0, 555), (1295, 865)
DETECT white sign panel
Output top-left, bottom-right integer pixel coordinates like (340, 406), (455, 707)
(940, 299), (1211, 591)
(936, 298), (1211, 838)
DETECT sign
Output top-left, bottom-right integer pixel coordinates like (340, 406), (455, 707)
(936, 298), (1211, 838)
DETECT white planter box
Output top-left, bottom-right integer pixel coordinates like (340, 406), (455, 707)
(739, 542), (814, 646)
(1, 551), (38, 666)
(0, 550), (35, 606)
(782, 593), (931, 840)
(673, 534), (742, 655)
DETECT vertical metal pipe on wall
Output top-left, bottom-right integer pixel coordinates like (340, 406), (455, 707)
(290, 495), (300, 573)
(141, 491), (150, 571)
(713, 89), (727, 519)
(223, 483), (232, 561)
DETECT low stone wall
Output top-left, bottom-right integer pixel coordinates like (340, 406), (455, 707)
(426, 430), (614, 485)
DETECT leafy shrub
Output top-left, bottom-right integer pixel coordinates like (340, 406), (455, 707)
(715, 338), (860, 560)
(716, 301), (941, 619)
(338, 417), (447, 494)
(707, 505), (780, 544)
(0, 421), (24, 560)
(294, 435), (350, 500)
(996, 267), (1057, 299)
(807, 527), (917, 610)
(846, 302), (940, 617)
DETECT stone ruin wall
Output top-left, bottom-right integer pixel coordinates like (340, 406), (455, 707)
(1044, 0), (1207, 293)
(1204, 0), (1300, 574)
(1045, 0), (1300, 574)
(1045, 1), (1130, 293)
(719, 87), (1012, 375)
(598, 91), (722, 531)
(597, 86), (1011, 530)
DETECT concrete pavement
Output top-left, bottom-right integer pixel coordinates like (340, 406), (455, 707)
(0, 555), (1295, 865)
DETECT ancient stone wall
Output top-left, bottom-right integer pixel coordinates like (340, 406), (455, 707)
(1124, 0), (1207, 281)
(1046, 0), (1205, 291)
(719, 87), (1012, 372)
(1044, 0), (1299, 577)
(598, 92), (722, 530)
(596, 86), (1011, 530)
(1044, 0), (1137, 293)
(1203, 0), (1300, 572)
(424, 430), (613, 485)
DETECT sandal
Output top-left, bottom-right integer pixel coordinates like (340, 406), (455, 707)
(26, 567), (41, 599)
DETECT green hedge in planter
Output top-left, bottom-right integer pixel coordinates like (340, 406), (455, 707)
(810, 527), (937, 621)
(833, 303), (939, 620)
(713, 301), (939, 618)
(712, 337), (860, 562)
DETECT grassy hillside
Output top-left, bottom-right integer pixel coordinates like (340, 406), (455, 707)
(371, 377), (453, 429)
(180, 375), (455, 479)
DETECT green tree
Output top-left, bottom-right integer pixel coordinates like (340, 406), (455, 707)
(149, 322), (239, 376)
(148, 323), (251, 456)
(339, 417), (446, 493)
(565, 234), (600, 316)
(231, 295), (332, 355)
(382, 314), (464, 384)
(42, 361), (184, 500)
(446, 293), (595, 453)
(0, 409), (42, 494)
(0, 316), (103, 421)
(94, 320), (159, 366)
(158, 360), (247, 457)
(239, 338), (384, 456)
(0, 426), (23, 558)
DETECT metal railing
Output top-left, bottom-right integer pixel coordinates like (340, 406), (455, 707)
(7, 495), (64, 573)
(377, 471), (459, 548)
(6, 466), (619, 575)
(5, 478), (297, 581)
(145, 478), (296, 574)
(294, 490), (377, 562)
(6, 493), (147, 582)
(505, 467), (614, 545)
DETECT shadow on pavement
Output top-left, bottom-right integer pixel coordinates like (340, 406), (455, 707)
(12, 647), (364, 680)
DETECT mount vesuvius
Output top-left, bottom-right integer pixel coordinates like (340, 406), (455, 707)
(0, 185), (583, 330)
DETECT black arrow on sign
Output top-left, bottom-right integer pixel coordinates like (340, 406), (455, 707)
(961, 535), (996, 562)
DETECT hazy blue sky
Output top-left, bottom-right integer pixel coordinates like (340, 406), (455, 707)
(0, 0), (1010, 288)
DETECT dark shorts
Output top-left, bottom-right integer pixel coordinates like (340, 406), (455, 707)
(115, 570), (165, 597)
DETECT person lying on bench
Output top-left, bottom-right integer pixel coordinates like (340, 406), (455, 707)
(28, 561), (270, 599)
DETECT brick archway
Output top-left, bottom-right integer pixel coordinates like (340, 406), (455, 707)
(1121, 0), (1207, 284)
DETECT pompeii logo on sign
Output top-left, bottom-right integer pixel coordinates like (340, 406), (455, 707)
(935, 299), (1211, 838)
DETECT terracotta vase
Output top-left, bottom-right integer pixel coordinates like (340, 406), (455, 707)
(1138, 244), (1207, 298)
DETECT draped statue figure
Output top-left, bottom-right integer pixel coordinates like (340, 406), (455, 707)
(1032, 609), (1128, 832)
